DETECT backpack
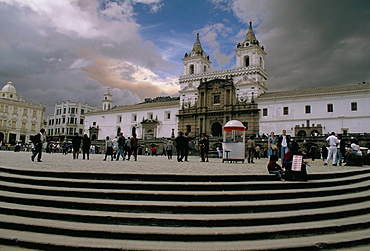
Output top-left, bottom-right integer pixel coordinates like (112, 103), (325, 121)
(32, 133), (40, 145)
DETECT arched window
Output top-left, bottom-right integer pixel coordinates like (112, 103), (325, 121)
(244, 56), (250, 67)
(117, 127), (121, 136)
(297, 130), (307, 137)
(91, 134), (97, 141)
(146, 129), (154, 139)
(131, 127), (136, 136)
(203, 65), (207, 72)
(211, 122), (222, 137)
(189, 64), (195, 74)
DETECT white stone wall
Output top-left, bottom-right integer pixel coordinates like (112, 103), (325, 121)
(258, 92), (370, 135)
(84, 103), (179, 140)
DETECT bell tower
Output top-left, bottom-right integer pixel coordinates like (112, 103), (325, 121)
(102, 88), (112, 111)
(235, 21), (266, 70)
(234, 21), (267, 100)
(182, 33), (211, 77)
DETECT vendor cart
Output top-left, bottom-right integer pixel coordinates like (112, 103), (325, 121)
(222, 120), (246, 163)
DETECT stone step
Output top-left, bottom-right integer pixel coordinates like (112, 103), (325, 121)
(1, 165), (370, 250)
(1, 175), (370, 201)
(1, 200), (370, 227)
(1, 188), (369, 214)
(1, 165), (370, 182)
(1, 227), (370, 250)
(1, 212), (370, 241)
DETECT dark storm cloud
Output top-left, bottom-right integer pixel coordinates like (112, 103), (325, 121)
(230, 0), (370, 90)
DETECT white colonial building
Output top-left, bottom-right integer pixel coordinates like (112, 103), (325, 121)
(84, 94), (179, 141)
(0, 81), (46, 145)
(258, 83), (370, 136)
(46, 100), (99, 141)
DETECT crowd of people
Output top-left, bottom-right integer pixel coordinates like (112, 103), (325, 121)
(27, 129), (368, 180)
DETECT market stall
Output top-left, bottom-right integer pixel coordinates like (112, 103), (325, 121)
(222, 120), (246, 163)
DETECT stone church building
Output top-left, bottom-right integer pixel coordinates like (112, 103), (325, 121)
(178, 22), (267, 138)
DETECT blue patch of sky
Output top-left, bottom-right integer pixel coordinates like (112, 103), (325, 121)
(133, 0), (248, 72)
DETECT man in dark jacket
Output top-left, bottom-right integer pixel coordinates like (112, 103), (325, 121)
(72, 133), (83, 159)
(116, 133), (126, 161)
(175, 132), (187, 162)
(31, 128), (45, 162)
(277, 130), (291, 162)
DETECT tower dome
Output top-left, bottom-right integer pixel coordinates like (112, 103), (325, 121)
(1, 81), (18, 100)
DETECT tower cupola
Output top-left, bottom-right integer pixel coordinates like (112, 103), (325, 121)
(235, 21), (266, 69)
(102, 88), (113, 111)
(182, 33), (211, 76)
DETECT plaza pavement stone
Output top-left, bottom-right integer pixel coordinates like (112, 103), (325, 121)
(0, 150), (367, 175)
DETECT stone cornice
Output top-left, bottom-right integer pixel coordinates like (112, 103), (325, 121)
(179, 66), (267, 83)
(258, 87), (370, 101)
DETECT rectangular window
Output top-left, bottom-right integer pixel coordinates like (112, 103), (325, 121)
(262, 108), (268, 116)
(351, 102), (357, 111)
(93, 122), (96, 126)
(186, 125), (191, 133)
(80, 118), (84, 125)
(283, 107), (289, 115)
(132, 114), (137, 122)
(242, 122), (249, 131)
(81, 109), (85, 114)
(63, 108), (66, 114)
(214, 95), (220, 104)
(23, 108), (27, 116)
(117, 115), (122, 123)
(22, 122), (26, 129)
(305, 105), (311, 114)
(62, 117), (66, 124)
(327, 104), (333, 112)
(33, 110), (37, 117)
(165, 111), (171, 120)
(148, 113), (153, 120)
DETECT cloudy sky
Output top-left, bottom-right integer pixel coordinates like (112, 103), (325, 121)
(1, 0), (369, 114)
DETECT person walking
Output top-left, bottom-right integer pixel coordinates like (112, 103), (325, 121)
(72, 133), (83, 159)
(175, 132), (187, 162)
(82, 134), (91, 160)
(199, 133), (207, 162)
(31, 128), (45, 162)
(103, 136), (114, 161)
(130, 134), (138, 161)
(184, 133), (190, 162)
(166, 140), (174, 160)
(246, 136), (256, 163)
(116, 133), (126, 161)
(125, 137), (131, 160)
(267, 132), (278, 158)
(324, 132), (339, 166)
(278, 130), (291, 162)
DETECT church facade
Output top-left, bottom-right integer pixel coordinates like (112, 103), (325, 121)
(178, 22), (266, 139)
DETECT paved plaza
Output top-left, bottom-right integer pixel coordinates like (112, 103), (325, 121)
(0, 150), (367, 175)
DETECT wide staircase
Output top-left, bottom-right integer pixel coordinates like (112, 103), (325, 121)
(0, 165), (370, 250)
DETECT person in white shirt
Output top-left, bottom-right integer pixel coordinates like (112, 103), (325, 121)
(324, 132), (339, 166)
